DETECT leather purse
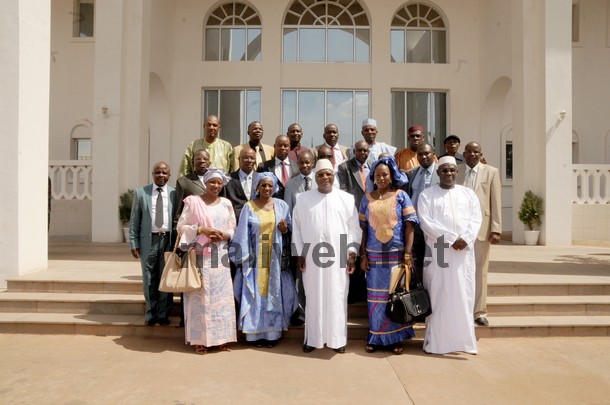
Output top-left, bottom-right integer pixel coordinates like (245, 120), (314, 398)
(386, 264), (432, 324)
(159, 233), (202, 293)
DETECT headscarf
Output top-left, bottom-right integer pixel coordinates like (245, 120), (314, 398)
(369, 156), (409, 189)
(251, 172), (279, 200)
(202, 167), (230, 185)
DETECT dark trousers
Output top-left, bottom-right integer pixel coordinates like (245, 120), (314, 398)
(142, 233), (173, 321)
(412, 224), (427, 286)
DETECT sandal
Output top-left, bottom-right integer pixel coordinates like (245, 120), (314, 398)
(392, 344), (404, 355)
(364, 344), (377, 353)
(194, 345), (208, 355)
(218, 344), (230, 352)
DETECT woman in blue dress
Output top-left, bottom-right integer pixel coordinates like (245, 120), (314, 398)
(359, 156), (419, 354)
(231, 172), (297, 347)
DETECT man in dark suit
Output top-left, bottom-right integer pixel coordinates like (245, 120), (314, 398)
(257, 135), (297, 200)
(129, 161), (175, 326)
(338, 140), (370, 210)
(173, 149), (209, 230)
(223, 146), (257, 222)
(406, 144), (440, 283)
(337, 140), (370, 303)
(311, 123), (349, 170)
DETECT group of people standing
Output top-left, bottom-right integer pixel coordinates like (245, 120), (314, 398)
(129, 115), (502, 357)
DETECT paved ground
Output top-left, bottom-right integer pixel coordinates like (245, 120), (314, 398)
(1, 241), (609, 404)
(1, 334), (610, 404)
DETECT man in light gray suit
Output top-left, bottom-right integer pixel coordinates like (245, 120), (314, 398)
(406, 144), (440, 283)
(129, 161), (176, 326)
(283, 150), (315, 326)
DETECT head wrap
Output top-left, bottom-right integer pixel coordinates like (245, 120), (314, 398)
(438, 156), (457, 167)
(361, 118), (377, 128)
(369, 156), (408, 189)
(408, 125), (424, 134)
(202, 167), (230, 185)
(251, 172), (279, 200)
(314, 158), (334, 174)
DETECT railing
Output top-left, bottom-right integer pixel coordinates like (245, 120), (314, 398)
(49, 160), (92, 200)
(572, 164), (610, 204)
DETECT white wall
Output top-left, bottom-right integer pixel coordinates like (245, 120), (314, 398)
(572, 0), (610, 164)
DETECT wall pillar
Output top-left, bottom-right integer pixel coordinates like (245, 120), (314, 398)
(511, 0), (572, 245)
(91, 0), (151, 242)
(0, 0), (51, 286)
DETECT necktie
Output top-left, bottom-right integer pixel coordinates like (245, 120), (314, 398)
(304, 176), (311, 191)
(360, 164), (367, 188)
(424, 168), (431, 187)
(282, 161), (289, 185)
(155, 188), (163, 228)
(331, 148), (336, 168)
(465, 169), (475, 189)
(244, 175), (251, 199)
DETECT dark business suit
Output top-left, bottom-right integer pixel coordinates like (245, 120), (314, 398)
(337, 157), (367, 210)
(257, 158), (298, 200)
(129, 184), (175, 323)
(173, 173), (205, 229)
(222, 170), (250, 223)
(337, 157), (369, 303)
(406, 164), (440, 283)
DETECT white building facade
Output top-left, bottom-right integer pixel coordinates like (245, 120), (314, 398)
(2, 0), (609, 285)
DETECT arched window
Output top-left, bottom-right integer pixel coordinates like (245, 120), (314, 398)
(204, 2), (262, 61)
(391, 3), (447, 63)
(283, 0), (370, 63)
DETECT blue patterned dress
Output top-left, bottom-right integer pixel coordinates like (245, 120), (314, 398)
(359, 190), (419, 346)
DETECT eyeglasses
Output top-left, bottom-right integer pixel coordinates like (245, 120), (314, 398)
(355, 148), (369, 152)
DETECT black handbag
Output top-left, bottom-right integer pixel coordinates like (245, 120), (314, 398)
(386, 265), (432, 324)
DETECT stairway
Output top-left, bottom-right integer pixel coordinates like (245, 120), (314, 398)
(0, 242), (609, 338)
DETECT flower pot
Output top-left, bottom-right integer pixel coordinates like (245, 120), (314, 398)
(524, 230), (540, 246)
(122, 227), (129, 243)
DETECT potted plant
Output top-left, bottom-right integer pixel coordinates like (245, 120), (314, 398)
(518, 190), (544, 245)
(119, 189), (134, 242)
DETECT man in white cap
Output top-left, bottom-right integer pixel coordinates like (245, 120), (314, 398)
(292, 159), (362, 354)
(417, 156), (482, 355)
(357, 118), (396, 166)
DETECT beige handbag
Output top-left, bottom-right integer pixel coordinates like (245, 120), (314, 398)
(159, 234), (202, 293)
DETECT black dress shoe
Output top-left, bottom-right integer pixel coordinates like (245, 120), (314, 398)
(158, 318), (170, 326)
(475, 317), (489, 326)
(302, 344), (315, 353)
(333, 346), (346, 354)
(145, 318), (157, 326)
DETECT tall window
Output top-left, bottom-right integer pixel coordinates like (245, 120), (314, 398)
(73, 0), (95, 38)
(391, 3), (447, 63)
(70, 124), (92, 160)
(283, 0), (370, 63)
(391, 91), (447, 153)
(282, 90), (369, 148)
(203, 89), (261, 146)
(204, 2), (262, 61)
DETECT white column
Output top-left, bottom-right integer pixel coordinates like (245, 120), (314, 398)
(511, 0), (572, 245)
(91, 0), (151, 242)
(0, 0), (51, 286)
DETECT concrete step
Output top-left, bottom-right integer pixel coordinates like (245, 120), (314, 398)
(0, 292), (146, 315)
(488, 283), (610, 297)
(477, 316), (610, 338)
(6, 279), (141, 294)
(488, 295), (610, 316)
(0, 312), (373, 339)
